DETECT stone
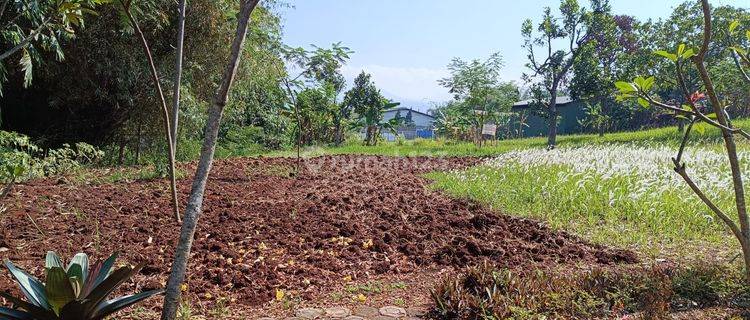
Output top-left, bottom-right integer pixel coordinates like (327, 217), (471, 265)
(343, 316), (366, 320)
(353, 306), (380, 318)
(406, 308), (424, 317)
(379, 306), (407, 318)
(256, 318), (275, 320)
(295, 308), (324, 319)
(371, 316), (397, 320)
(324, 306), (351, 318)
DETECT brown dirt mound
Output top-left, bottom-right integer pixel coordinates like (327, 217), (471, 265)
(0, 155), (636, 306)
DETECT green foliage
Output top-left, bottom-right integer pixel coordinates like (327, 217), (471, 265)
(0, 251), (162, 319)
(430, 263), (671, 319)
(436, 53), (518, 142)
(0, 0), (106, 91)
(430, 263), (748, 319)
(0, 131), (102, 183)
(343, 71), (398, 146)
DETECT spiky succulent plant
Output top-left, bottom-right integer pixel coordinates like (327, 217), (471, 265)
(0, 251), (163, 320)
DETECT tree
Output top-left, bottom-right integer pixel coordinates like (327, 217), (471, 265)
(343, 71), (395, 146)
(522, 0), (593, 148)
(161, 0), (260, 318)
(171, 0), (187, 149)
(438, 53), (505, 146)
(0, 0), (104, 92)
(118, 0), (180, 222)
(570, 0), (642, 136)
(279, 43), (351, 168)
(616, 0), (750, 282)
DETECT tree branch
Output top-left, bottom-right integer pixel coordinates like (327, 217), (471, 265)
(672, 159), (744, 244)
(0, 19), (49, 61)
(732, 51), (750, 84)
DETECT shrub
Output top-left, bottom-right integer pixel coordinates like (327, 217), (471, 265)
(0, 251), (162, 319)
(0, 131), (103, 183)
(430, 263), (749, 319)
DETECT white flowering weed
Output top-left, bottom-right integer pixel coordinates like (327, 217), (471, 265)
(428, 142), (741, 259)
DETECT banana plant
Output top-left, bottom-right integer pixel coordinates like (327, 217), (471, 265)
(0, 251), (163, 320)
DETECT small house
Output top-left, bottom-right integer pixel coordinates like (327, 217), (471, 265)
(379, 107), (435, 141)
(509, 96), (587, 138)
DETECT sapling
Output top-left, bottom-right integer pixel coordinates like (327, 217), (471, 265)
(616, 0), (750, 280)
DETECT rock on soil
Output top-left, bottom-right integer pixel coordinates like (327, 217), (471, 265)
(0, 155), (636, 307)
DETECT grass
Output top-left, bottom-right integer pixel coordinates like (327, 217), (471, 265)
(267, 118), (750, 158)
(423, 121), (750, 260)
(426, 162), (734, 259)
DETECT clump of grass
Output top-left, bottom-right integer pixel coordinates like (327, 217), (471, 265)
(430, 263), (749, 319)
(246, 163), (297, 178)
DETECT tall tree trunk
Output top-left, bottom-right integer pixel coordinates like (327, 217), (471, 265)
(122, 0), (181, 222)
(118, 139), (126, 165)
(171, 0), (187, 149)
(547, 90), (559, 148)
(160, 1), (259, 318)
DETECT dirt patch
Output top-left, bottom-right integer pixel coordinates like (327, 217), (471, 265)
(0, 155), (636, 309)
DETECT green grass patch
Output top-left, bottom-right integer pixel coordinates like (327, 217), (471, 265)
(426, 163), (735, 259)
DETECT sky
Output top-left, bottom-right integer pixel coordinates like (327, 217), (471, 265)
(280, 0), (748, 110)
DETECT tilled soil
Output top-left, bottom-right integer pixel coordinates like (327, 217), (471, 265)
(0, 155), (636, 308)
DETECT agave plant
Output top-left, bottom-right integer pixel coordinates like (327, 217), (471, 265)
(0, 251), (163, 320)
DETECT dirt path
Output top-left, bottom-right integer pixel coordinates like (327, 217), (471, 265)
(0, 155), (636, 317)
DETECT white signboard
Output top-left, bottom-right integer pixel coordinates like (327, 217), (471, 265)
(482, 124), (497, 136)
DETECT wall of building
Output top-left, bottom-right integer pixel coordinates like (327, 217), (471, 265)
(509, 101), (587, 138)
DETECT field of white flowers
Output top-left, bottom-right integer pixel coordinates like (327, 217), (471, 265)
(428, 142), (745, 259)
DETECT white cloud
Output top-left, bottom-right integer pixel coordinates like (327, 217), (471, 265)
(341, 64), (452, 103)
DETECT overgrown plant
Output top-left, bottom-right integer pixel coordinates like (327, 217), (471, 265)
(1, 131), (103, 183)
(0, 251), (162, 319)
(616, 0), (750, 280)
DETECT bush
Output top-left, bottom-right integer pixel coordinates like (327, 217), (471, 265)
(429, 263), (748, 319)
(0, 131), (103, 183)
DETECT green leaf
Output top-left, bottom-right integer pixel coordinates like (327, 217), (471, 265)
(67, 253), (89, 283)
(91, 289), (165, 318)
(94, 252), (118, 288)
(730, 46), (748, 56)
(637, 98), (650, 108)
(45, 251), (63, 270)
(654, 50), (677, 62)
(682, 48), (695, 60)
(730, 20), (741, 34)
(46, 267), (76, 315)
(0, 292), (57, 319)
(4, 260), (49, 309)
(615, 81), (637, 93)
(706, 113), (718, 119)
(83, 264), (144, 310)
(677, 43), (686, 56)
(694, 122), (707, 135)
(682, 105), (693, 112)
(0, 307), (34, 320)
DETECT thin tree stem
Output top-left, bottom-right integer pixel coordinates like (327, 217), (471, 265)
(160, 1), (259, 318)
(122, 1), (181, 222)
